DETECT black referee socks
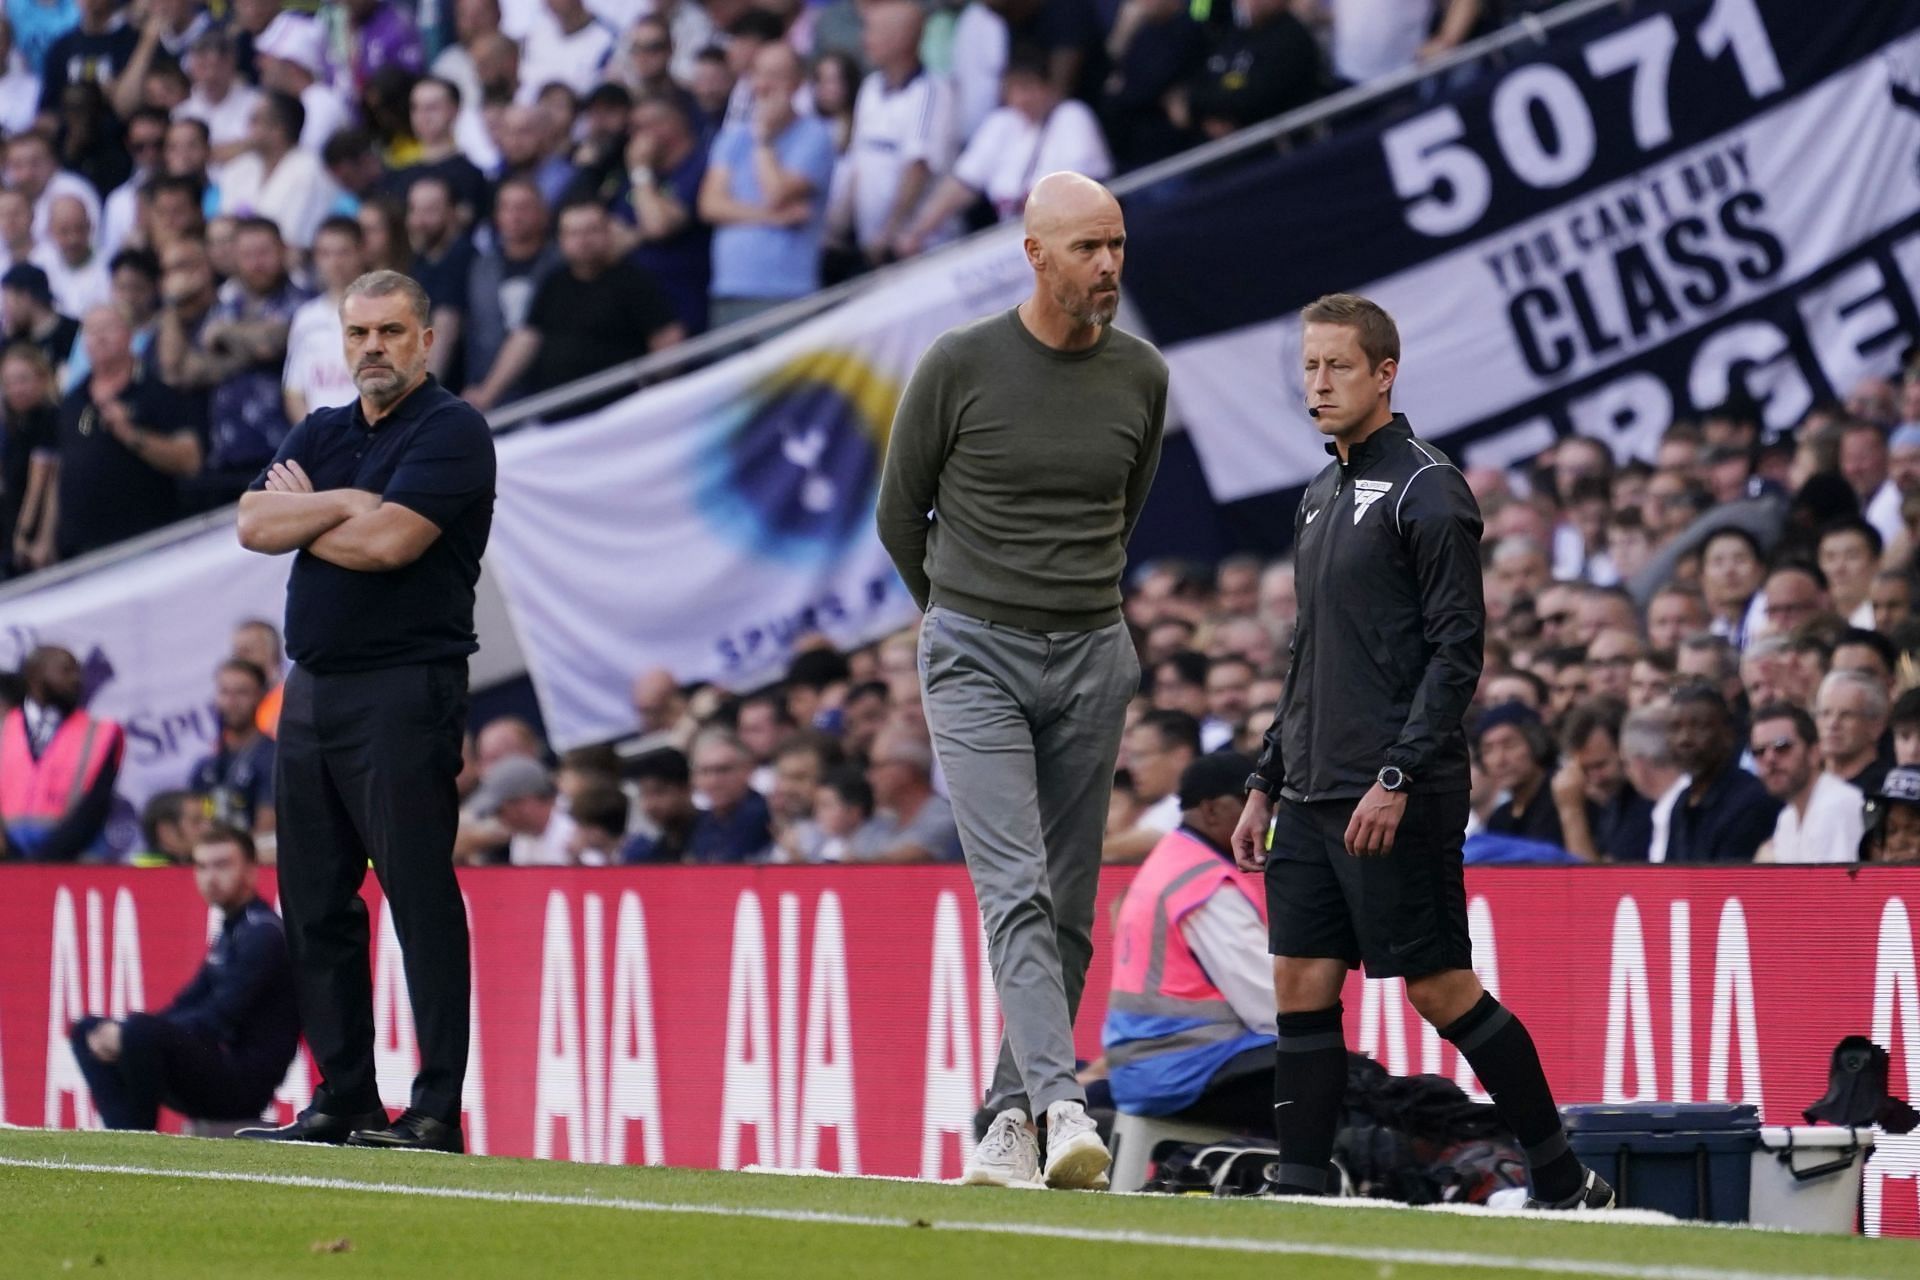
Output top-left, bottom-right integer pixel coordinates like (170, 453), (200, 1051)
(1439, 993), (1583, 1203)
(1271, 1002), (1347, 1195)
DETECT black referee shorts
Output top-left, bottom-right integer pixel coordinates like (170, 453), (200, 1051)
(1264, 790), (1473, 980)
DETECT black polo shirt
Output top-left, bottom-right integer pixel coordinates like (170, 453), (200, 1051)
(1591, 787), (1655, 862)
(251, 377), (495, 674)
(1485, 782), (1564, 847)
(1666, 762), (1780, 863)
(55, 370), (195, 558)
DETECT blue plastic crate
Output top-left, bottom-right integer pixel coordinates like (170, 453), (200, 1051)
(1563, 1103), (1761, 1222)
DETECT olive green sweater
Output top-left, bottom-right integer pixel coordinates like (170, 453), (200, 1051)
(876, 308), (1168, 632)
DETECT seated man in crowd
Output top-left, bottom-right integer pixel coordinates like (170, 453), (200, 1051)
(472, 755), (578, 866)
(188, 658), (278, 848)
(620, 746), (699, 863)
(1751, 702), (1863, 863)
(1475, 703), (1563, 848)
(686, 729), (773, 862)
(0, 647), (124, 861)
(793, 765), (878, 863)
(855, 725), (961, 863)
(69, 824), (299, 1130)
(566, 782), (630, 866)
(768, 732), (841, 859)
(1098, 753), (1273, 1129)
(1551, 699), (1653, 862)
(130, 789), (209, 868)
(1815, 669), (1892, 798)
(1102, 709), (1200, 865)
(1666, 681), (1779, 862)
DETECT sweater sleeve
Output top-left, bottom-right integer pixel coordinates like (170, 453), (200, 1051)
(875, 342), (958, 611)
(1119, 361), (1168, 548)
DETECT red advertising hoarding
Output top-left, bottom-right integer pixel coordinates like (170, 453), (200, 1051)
(2, 865), (1917, 1236)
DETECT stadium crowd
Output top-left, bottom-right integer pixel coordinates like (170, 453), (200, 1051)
(13, 357), (1920, 869)
(14, 0), (1913, 872)
(0, 0), (1558, 578)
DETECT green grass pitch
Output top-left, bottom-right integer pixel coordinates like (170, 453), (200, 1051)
(2, 1127), (1917, 1279)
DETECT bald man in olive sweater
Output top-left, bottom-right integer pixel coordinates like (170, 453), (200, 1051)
(877, 173), (1166, 1192)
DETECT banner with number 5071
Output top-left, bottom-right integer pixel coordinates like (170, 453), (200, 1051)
(1125, 0), (1920, 512)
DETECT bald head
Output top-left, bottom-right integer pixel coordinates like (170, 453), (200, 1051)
(1022, 171), (1119, 240)
(863, 0), (924, 69)
(1021, 172), (1124, 334)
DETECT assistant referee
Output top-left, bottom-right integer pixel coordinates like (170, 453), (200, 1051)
(1233, 294), (1612, 1210)
(235, 270), (494, 1154)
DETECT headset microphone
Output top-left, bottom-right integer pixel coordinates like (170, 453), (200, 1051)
(1307, 406), (1321, 419)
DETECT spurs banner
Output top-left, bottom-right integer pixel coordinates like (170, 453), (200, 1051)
(2, 865), (1919, 1236)
(483, 230), (1039, 749)
(1125, 0), (1920, 511)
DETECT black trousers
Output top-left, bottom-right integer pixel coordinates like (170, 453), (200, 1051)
(70, 1014), (279, 1129)
(275, 660), (470, 1123)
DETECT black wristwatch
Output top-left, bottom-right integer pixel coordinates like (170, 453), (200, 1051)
(1244, 772), (1278, 798)
(1376, 765), (1408, 792)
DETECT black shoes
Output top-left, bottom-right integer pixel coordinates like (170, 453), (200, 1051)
(346, 1109), (466, 1153)
(236, 1106), (390, 1145)
(1525, 1167), (1617, 1211)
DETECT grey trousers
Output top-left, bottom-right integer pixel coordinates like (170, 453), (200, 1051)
(918, 605), (1138, 1117)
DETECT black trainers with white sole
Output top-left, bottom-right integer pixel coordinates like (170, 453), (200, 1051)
(1524, 1167), (1616, 1211)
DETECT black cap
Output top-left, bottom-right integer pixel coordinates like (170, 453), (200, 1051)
(1880, 767), (1920, 806)
(1179, 751), (1254, 810)
(1, 263), (52, 307)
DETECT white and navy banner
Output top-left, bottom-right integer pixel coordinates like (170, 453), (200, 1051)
(485, 229), (1040, 748)
(1123, 0), (1920, 525)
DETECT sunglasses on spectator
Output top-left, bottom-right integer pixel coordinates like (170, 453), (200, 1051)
(1751, 737), (1798, 759)
(1540, 611), (1573, 627)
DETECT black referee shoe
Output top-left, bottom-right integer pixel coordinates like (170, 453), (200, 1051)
(347, 1109), (465, 1153)
(1524, 1167), (1616, 1211)
(236, 1106), (390, 1145)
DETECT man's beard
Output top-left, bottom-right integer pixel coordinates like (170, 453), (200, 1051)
(1053, 278), (1119, 327)
(355, 363), (409, 406)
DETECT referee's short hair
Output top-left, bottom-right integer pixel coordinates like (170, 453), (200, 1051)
(1300, 293), (1399, 369)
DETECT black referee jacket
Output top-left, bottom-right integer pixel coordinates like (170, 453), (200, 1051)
(1253, 415), (1485, 802)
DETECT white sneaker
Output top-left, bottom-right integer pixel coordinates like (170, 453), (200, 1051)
(962, 1108), (1044, 1188)
(1043, 1100), (1111, 1191)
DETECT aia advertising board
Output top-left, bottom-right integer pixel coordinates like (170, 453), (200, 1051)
(2, 866), (1918, 1235)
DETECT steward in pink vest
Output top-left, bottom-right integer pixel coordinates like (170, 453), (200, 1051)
(1102, 753), (1275, 1116)
(0, 647), (125, 860)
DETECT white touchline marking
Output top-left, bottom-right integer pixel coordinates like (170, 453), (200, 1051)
(0, 1155), (1887, 1280)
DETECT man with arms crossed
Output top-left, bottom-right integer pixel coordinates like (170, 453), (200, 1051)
(878, 171), (1165, 1190)
(1235, 294), (1613, 1210)
(234, 270), (494, 1152)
